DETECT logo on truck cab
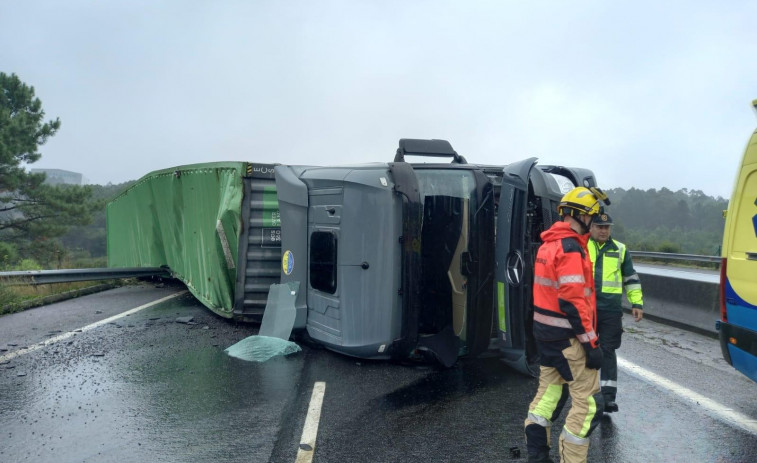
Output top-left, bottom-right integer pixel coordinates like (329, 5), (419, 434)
(282, 250), (294, 275)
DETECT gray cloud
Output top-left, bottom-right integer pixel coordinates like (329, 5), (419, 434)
(1, 0), (755, 198)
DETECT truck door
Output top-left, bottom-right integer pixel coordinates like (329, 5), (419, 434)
(305, 183), (344, 347)
(495, 158), (540, 376)
(412, 167), (495, 365)
(495, 160), (598, 376)
(464, 169), (496, 357)
(278, 165), (404, 358)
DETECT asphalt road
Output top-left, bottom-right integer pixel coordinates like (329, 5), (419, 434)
(1, 283), (756, 462)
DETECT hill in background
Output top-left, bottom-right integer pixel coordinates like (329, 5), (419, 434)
(604, 187), (727, 255)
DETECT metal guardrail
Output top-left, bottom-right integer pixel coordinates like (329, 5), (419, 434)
(0, 267), (171, 285)
(629, 251), (721, 264)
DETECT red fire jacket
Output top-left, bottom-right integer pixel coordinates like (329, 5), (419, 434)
(532, 221), (599, 349)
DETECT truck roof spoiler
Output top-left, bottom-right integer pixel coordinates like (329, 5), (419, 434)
(394, 138), (467, 164)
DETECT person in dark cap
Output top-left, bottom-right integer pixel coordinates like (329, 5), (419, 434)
(588, 213), (644, 413)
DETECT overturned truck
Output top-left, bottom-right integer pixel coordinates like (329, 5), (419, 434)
(107, 140), (599, 374)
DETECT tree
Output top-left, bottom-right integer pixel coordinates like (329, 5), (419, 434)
(0, 72), (99, 267)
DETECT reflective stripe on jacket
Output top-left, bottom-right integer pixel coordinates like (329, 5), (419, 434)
(533, 221), (598, 348)
(588, 237), (643, 312)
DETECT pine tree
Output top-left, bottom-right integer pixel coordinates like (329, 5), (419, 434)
(0, 72), (99, 267)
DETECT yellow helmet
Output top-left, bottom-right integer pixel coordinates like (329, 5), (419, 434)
(557, 187), (601, 217)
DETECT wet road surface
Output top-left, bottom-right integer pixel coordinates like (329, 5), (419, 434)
(1, 283), (756, 462)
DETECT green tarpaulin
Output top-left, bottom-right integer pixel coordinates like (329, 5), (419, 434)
(107, 162), (245, 317)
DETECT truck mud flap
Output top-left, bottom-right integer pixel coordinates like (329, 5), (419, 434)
(500, 347), (539, 377)
(416, 325), (459, 368)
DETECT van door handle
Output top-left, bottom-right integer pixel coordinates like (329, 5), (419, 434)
(747, 252), (757, 261)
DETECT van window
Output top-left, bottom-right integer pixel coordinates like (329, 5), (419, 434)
(732, 170), (757, 254)
(310, 231), (337, 294)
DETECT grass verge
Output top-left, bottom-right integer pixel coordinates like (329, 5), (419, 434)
(0, 280), (126, 316)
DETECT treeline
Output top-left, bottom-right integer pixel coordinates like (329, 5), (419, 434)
(57, 181), (135, 266)
(0, 181), (134, 270)
(604, 187), (727, 255)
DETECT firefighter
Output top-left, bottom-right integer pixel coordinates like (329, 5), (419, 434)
(524, 186), (606, 463)
(588, 213), (643, 413)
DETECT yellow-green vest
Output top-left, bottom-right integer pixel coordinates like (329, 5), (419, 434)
(588, 238), (643, 311)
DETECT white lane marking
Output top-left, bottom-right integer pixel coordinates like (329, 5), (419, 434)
(618, 357), (757, 435)
(295, 381), (326, 463)
(0, 291), (187, 363)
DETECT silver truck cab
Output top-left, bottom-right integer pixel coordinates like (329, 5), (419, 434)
(274, 139), (597, 373)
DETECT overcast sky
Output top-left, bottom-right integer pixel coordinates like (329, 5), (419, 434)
(2, 1), (755, 198)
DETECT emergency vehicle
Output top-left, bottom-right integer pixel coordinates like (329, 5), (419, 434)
(718, 99), (757, 383)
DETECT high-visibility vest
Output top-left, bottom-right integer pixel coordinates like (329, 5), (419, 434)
(588, 238), (643, 310)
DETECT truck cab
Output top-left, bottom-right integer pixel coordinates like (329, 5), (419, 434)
(273, 139), (598, 372)
(274, 140), (494, 367)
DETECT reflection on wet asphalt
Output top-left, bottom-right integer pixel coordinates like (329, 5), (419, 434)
(1, 291), (303, 462)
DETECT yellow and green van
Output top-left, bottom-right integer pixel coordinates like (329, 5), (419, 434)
(718, 99), (757, 383)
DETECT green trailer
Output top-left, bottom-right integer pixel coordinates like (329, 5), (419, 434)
(107, 161), (281, 321)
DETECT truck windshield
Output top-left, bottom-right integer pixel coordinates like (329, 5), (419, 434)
(415, 169), (476, 204)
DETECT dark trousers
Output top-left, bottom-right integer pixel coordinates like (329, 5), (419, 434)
(596, 310), (623, 402)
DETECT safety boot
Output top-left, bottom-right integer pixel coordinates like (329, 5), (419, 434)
(525, 423), (554, 463)
(527, 450), (554, 463)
